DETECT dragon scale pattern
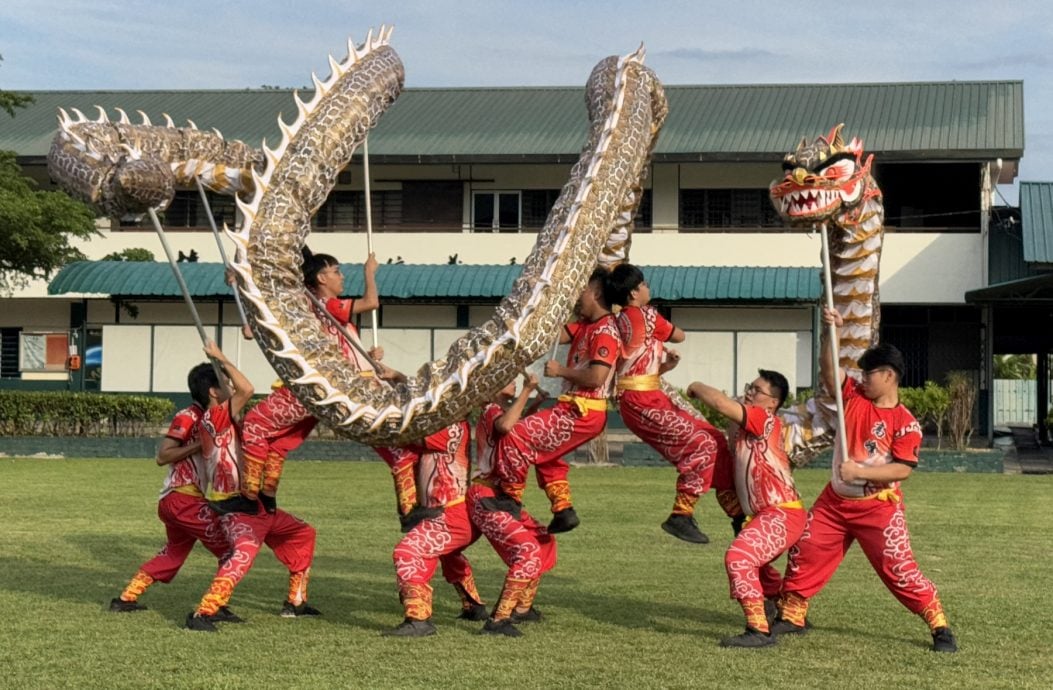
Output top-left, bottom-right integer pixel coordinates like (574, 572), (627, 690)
(225, 33), (667, 446)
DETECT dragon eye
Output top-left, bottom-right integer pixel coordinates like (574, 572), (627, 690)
(820, 160), (855, 181)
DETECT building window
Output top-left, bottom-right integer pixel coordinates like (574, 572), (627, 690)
(1, 328), (21, 378)
(19, 332), (69, 373)
(521, 190), (560, 228)
(314, 190), (403, 230)
(679, 189), (781, 230)
(473, 191), (521, 232)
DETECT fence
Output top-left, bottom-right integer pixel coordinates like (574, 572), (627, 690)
(993, 379), (1053, 426)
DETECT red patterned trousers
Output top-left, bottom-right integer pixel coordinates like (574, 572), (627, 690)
(619, 390), (726, 498)
(194, 504), (316, 616)
(495, 401), (605, 501)
(138, 491), (230, 583)
(726, 505), (806, 601)
(782, 483), (941, 614)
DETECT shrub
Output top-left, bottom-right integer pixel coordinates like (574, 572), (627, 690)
(946, 371), (977, 451)
(0, 390), (174, 437)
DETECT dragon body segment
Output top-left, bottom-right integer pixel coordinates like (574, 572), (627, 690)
(224, 34), (667, 446)
(769, 124), (885, 465)
(47, 107), (262, 219)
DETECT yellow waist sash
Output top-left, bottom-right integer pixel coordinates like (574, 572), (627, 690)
(558, 394), (608, 416)
(745, 500), (805, 524)
(616, 374), (661, 392)
(445, 496), (465, 509)
(171, 484), (204, 498)
(845, 488), (901, 503)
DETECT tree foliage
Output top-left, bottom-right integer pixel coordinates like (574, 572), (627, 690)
(0, 151), (98, 294)
(0, 54), (34, 117)
(101, 247), (155, 262)
(993, 354), (1036, 380)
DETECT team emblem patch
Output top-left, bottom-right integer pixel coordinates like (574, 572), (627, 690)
(598, 346), (609, 358)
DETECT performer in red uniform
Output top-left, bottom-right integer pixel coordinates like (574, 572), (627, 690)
(774, 307), (958, 653)
(383, 420), (487, 637)
(186, 341), (319, 632)
(689, 369), (805, 647)
(470, 373), (558, 637)
(109, 394), (235, 620)
(607, 263), (729, 544)
(488, 269), (619, 533)
(238, 248), (380, 512)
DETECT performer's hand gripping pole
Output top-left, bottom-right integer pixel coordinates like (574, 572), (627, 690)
(194, 178), (252, 339)
(819, 222), (850, 463)
(147, 207), (229, 393)
(363, 138), (380, 350)
(303, 288), (383, 373)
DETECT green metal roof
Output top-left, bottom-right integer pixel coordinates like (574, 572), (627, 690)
(1019, 182), (1053, 264)
(6, 80), (1023, 163)
(48, 261), (820, 303)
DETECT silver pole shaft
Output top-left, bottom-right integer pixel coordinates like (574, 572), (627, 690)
(362, 138), (379, 349)
(819, 222), (850, 464)
(148, 207), (228, 391)
(194, 178), (251, 331)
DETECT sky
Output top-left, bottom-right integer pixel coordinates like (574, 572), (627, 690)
(2, 0), (1052, 202)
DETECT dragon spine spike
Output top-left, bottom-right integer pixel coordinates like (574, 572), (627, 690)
(211, 127), (223, 140)
(71, 107), (87, 122)
(115, 108), (130, 124)
(138, 110), (152, 126)
(346, 36), (360, 62)
(186, 119), (198, 131)
(295, 91), (311, 121)
(94, 105), (109, 122)
(328, 54), (344, 79)
(163, 113), (176, 128)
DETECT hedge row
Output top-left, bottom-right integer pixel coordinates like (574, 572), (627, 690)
(0, 390), (175, 437)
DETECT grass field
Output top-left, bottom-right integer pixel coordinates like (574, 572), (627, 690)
(1, 457), (1051, 689)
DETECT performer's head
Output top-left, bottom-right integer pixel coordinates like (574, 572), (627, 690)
(187, 362), (229, 408)
(748, 369), (790, 412)
(575, 267), (611, 319)
(604, 263), (650, 308)
(857, 343), (905, 399)
(302, 246), (343, 298)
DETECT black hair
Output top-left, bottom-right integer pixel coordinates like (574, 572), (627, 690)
(604, 263), (646, 307)
(757, 368), (790, 409)
(858, 343), (905, 381)
(301, 246), (339, 289)
(188, 362), (219, 408)
(587, 267), (610, 307)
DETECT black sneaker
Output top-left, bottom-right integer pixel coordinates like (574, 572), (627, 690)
(478, 494), (523, 521)
(661, 513), (709, 544)
(280, 601), (322, 618)
(480, 618), (523, 638)
(720, 628), (776, 648)
(109, 597), (147, 613)
(399, 504), (445, 533)
(381, 618), (437, 637)
(730, 513), (746, 536)
(209, 495), (258, 515)
(259, 494), (277, 514)
(457, 603), (489, 621)
(932, 626), (958, 653)
(510, 607), (543, 624)
(764, 598), (779, 627)
(770, 617), (809, 636)
(185, 612), (218, 632)
(547, 507), (580, 534)
(208, 606), (244, 623)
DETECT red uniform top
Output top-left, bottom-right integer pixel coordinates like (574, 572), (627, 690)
(725, 404), (800, 515)
(159, 403), (207, 499)
(831, 376), (922, 498)
(411, 421), (471, 509)
(311, 296), (374, 373)
(563, 314), (620, 399)
(615, 305), (675, 377)
(199, 401), (242, 500)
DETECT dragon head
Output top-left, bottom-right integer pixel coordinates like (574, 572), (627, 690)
(769, 123), (875, 227)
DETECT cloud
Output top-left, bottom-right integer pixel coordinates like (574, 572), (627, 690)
(653, 47), (781, 63)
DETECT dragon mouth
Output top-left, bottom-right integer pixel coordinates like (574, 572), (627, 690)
(779, 187), (841, 219)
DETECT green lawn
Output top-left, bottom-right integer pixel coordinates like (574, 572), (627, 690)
(0, 457), (1050, 689)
